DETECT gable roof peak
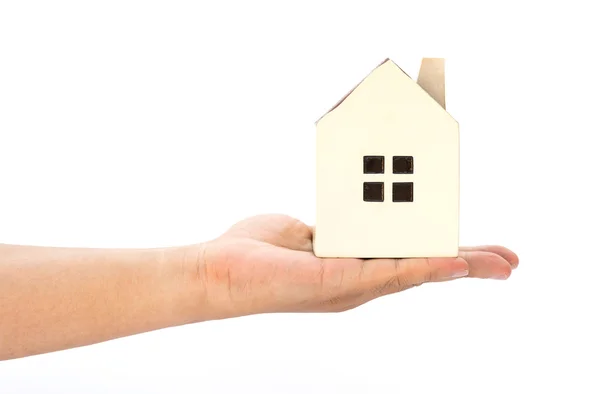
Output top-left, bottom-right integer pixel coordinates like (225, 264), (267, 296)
(316, 57), (452, 124)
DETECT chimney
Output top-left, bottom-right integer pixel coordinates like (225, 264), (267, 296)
(417, 58), (446, 109)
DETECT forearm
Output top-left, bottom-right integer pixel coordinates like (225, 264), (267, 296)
(0, 243), (205, 361)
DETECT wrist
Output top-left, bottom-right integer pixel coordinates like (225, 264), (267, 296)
(161, 241), (223, 325)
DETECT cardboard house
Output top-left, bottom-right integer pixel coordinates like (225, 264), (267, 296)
(313, 58), (459, 258)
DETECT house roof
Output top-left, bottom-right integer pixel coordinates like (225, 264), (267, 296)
(315, 58), (455, 125)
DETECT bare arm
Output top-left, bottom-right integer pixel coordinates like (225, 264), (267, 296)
(0, 243), (204, 360)
(0, 214), (518, 361)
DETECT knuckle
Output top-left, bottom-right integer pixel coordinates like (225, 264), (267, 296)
(336, 303), (359, 313)
(423, 258), (434, 284)
(371, 276), (405, 296)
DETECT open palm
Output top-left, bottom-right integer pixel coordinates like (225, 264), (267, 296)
(200, 214), (518, 319)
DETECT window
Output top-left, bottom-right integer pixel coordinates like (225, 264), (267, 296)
(362, 155), (414, 203)
(393, 156), (413, 174)
(392, 182), (413, 202)
(363, 182), (384, 202)
(363, 156), (384, 174)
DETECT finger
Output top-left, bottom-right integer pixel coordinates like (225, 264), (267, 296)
(460, 245), (519, 269)
(307, 256), (469, 311)
(459, 250), (513, 280)
(356, 257), (470, 296)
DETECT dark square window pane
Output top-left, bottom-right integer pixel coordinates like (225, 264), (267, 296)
(393, 182), (413, 202)
(363, 156), (384, 174)
(393, 156), (414, 174)
(363, 182), (384, 202)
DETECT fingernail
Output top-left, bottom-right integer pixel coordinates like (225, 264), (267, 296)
(491, 273), (509, 280)
(450, 269), (469, 278)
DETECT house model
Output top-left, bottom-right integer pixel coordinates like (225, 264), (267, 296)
(313, 58), (459, 258)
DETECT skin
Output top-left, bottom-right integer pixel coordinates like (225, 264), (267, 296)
(0, 214), (519, 361)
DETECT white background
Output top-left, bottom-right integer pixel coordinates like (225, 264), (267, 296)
(1, 1), (599, 393)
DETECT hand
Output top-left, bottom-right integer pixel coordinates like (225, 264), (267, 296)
(196, 214), (519, 320)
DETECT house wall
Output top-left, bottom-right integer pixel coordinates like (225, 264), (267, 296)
(314, 60), (459, 258)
